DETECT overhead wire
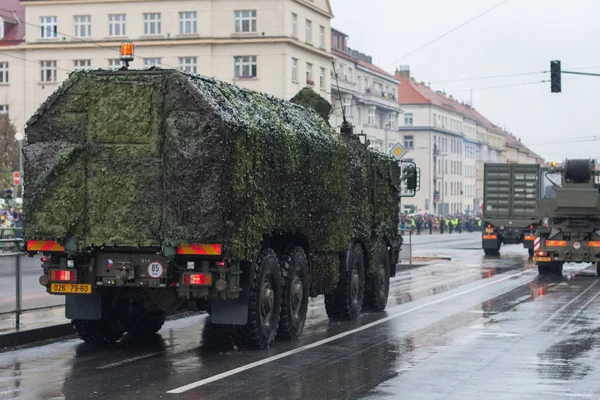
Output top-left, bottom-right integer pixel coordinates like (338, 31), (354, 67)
(383, 0), (512, 69)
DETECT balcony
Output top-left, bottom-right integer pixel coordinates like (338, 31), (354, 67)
(361, 88), (400, 111)
(332, 73), (356, 94)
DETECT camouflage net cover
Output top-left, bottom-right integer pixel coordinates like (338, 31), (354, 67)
(23, 69), (400, 294)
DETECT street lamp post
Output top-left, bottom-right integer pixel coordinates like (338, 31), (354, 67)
(15, 131), (24, 199)
(438, 153), (447, 217)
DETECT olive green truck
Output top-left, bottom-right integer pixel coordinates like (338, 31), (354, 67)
(482, 163), (541, 256)
(23, 69), (417, 348)
(533, 159), (600, 276)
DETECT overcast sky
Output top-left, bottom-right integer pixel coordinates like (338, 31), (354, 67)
(330, 0), (600, 161)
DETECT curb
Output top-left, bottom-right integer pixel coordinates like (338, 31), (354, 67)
(0, 323), (74, 348)
(0, 310), (204, 349)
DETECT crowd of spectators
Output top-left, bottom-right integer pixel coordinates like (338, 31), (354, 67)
(399, 213), (483, 235)
(0, 205), (23, 238)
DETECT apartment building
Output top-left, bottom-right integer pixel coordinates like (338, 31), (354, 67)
(330, 28), (402, 153)
(0, 0), (333, 129)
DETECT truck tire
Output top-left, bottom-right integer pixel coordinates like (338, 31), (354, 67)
(597, 262), (600, 278)
(278, 246), (309, 340)
(537, 263), (550, 275)
(127, 311), (165, 336)
(551, 262), (564, 276)
(72, 317), (124, 343)
(242, 248), (282, 349)
(363, 243), (390, 312)
(484, 246), (500, 256)
(325, 243), (365, 321)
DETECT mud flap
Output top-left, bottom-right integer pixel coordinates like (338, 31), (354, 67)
(65, 294), (102, 320)
(209, 289), (250, 325)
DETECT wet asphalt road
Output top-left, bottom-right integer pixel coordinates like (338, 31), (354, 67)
(2, 232), (600, 399)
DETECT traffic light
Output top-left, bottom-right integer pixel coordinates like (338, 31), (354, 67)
(551, 60), (561, 93)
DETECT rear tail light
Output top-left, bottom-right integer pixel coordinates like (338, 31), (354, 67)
(529, 225), (534, 230)
(49, 270), (77, 282)
(535, 251), (548, 256)
(487, 224), (492, 229)
(183, 273), (212, 286)
(215, 260), (225, 267)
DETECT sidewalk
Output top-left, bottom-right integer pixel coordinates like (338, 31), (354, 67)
(0, 306), (73, 348)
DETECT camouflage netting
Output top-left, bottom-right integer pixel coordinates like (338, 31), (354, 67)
(23, 69), (400, 295)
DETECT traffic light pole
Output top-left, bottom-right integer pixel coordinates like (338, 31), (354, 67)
(561, 71), (600, 77)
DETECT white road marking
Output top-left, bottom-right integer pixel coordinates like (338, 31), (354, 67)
(539, 280), (600, 330)
(96, 352), (161, 370)
(167, 269), (532, 394)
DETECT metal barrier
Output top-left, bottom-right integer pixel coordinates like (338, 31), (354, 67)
(399, 228), (413, 265)
(0, 235), (24, 328)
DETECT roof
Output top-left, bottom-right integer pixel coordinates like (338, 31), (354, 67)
(332, 48), (398, 82)
(0, 0), (24, 46)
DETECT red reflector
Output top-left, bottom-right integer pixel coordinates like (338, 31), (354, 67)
(41, 257), (49, 262)
(183, 273), (212, 285)
(546, 240), (567, 247)
(589, 242), (600, 247)
(529, 225), (534, 230)
(215, 260), (225, 267)
(176, 244), (222, 255)
(50, 270), (76, 281)
(483, 234), (497, 239)
(524, 235), (536, 241)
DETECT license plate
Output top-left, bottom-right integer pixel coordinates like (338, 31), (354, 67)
(532, 257), (552, 262)
(50, 283), (92, 294)
(485, 228), (494, 233)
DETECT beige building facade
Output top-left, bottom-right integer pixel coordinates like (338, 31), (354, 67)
(330, 29), (402, 154)
(0, 0), (333, 129)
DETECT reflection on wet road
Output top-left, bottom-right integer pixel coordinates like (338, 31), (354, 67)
(2, 232), (600, 399)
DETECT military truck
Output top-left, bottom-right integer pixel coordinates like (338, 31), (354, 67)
(482, 163), (541, 256)
(533, 159), (600, 276)
(23, 67), (418, 348)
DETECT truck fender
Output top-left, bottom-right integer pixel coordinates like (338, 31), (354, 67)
(65, 294), (102, 320)
(209, 258), (253, 325)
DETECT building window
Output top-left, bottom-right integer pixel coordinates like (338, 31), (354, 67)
(0, 62), (8, 83)
(0, 105), (7, 114)
(73, 59), (91, 71)
(40, 16), (57, 38)
(319, 67), (325, 88)
(179, 57), (197, 73)
(234, 10), (256, 33)
(319, 26), (325, 48)
(388, 113), (396, 129)
(179, 12), (197, 34)
(403, 135), (414, 150)
(108, 59), (124, 70)
(343, 97), (352, 117)
(74, 15), (91, 38)
(305, 20), (312, 43)
(40, 60), (57, 82)
(234, 56), (257, 78)
(291, 13), (297, 37)
(368, 108), (375, 125)
(143, 13), (161, 35)
(404, 113), (413, 126)
(291, 58), (298, 82)
(306, 62), (313, 85)
(109, 14), (126, 36)
(144, 58), (162, 67)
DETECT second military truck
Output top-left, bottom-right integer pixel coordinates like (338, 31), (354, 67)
(482, 163), (541, 256)
(24, 68), (417, 348)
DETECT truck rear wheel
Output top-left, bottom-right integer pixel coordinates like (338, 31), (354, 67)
(597, 262), (600, 278)
(484, 246), (500, 256)
(242, 248), (282, 349)
(537, 263), (550, 275)
(278, 246), (309, 340)
(364, 243), (390, 312)
(551, 262), (563, 276)
(325, 243), (365, 321)
(72, 317), (124, 343)
(127, 311), (165, 336)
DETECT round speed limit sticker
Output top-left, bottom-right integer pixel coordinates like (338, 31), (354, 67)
(147, 261), (164, 278)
